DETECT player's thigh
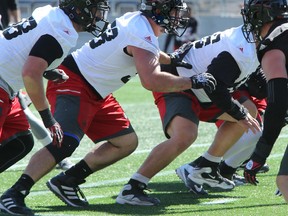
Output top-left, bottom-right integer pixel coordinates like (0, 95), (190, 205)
(86, 94), (135, 144)
(0, 96), (30, 144)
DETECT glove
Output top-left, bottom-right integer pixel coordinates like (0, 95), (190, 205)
(39, 109), (63, 147)
(43, 69), (69, 84)
(169, 42), (193, 69)
(190, 73), (217, 93)
(243, 157), (265, 186)
(48, 122), (64, 147)
(170, 53), (192, 69)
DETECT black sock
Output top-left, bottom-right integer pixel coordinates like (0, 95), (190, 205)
(12, 174), (34, 196)
(65, 160), (92, 179)
(128, 179), (146, 188)
(219, 162), (237, 180)
(197, 157), (219, 167)
(189, 156), (203, 167)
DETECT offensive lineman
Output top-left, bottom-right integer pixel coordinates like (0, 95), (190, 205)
(241, 0), (288, 203)
(0, 0), (110, 215)
(0, 0), (217, 214)
(116, 24), (261, 205)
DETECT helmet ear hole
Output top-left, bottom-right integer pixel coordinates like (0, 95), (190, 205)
(59, 0), (110, 36)
(155, 8), (161, 14)
(139, 0), (189, 36)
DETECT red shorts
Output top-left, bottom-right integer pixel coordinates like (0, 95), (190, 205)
(46, 65), (133, 143)
(215, 90), (267, 128)
(153, 90), (255, 138)
(0, 88), (30, 144)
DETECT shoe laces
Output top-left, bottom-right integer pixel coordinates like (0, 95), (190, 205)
(135, 183), (151, 196)
(75, 186), (87, 202)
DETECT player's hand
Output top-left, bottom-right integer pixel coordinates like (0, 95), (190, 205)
(237, 113), (261, 134)
(43, 69), (69, 84)
(169, 42), (193, 69)
(244, 158), (265, 185)
(39, 108), (63, 147)
(48, 122), (64, 147)
(190, 73), (217, 93)
(170, 53), (192, 69)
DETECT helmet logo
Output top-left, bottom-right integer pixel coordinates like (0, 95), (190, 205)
(140, 3), (146, 10)
(86, 0), (92, 6)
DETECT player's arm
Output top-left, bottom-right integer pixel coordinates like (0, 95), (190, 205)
(129, 45), (192, 92)
(206, 51), (260, 132)
(22, 34), (64, 146)
(22, 34), (63, 111)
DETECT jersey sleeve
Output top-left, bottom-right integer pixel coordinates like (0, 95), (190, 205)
(257, 22), (288, 62)
(29, 34), (63, 66)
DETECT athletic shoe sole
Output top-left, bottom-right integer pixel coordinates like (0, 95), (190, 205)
(175, 166), (208, 195)
(188, 167), (235, 190)
(46, 180), (86, 208)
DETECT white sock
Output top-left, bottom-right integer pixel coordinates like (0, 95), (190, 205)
(203, 152), (222, 163)
(131, 173), (150, 185)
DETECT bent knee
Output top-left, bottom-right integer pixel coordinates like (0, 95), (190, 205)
(109, 132), (138, 152)
(172, 131), (198, 152)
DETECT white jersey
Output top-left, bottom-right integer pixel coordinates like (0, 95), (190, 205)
(72, 11), (160, 98)
(177, 25), (259, 103)
(0, 5), (78, 95)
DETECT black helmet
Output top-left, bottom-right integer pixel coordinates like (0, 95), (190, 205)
(140, 0), (189, 36)
(241, 0), (288, 43)
(59, 0), (110, 36)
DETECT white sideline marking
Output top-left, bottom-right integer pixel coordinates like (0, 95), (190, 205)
(201, 198), (238, 205)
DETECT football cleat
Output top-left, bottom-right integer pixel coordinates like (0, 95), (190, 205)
(0, 188), (34, 215)
(275, 188), (282, 196)
(46, 172), (88, 207)
(116, 180), (160, 206)
(232, 173), (247, 186)
(56, 158), (74, 171)
(175, 164), (208, 195)
(188, 166), (235, 190)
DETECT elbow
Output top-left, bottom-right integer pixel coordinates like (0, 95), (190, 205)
(140, 78), (158, 91)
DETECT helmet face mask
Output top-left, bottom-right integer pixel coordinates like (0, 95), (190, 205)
(140, 0), (189, 36)
(60, 0), (110, 36)
(241, 0), (288, 43)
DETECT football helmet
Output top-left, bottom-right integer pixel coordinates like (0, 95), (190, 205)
(59, 0), (110, 36)
(140, 0), (189, 36)
(241, 0), (288, 43)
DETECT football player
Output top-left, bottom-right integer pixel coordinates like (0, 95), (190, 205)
(0, 0), (216, 214)
(117, 23), (262, 205)
(241, 0), (288, 203)
(0, 0), (109, 215)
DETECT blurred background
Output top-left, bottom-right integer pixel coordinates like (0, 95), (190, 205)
(16, 0), (244, 51)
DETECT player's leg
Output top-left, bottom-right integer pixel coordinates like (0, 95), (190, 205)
(18, 90), (74, 170)
(188, 95), (258, 190)
(0, 92), (35, 215)
(117, 92), (206, 206)
(46, 94), (137, 207)
(276, 145), (288, 203)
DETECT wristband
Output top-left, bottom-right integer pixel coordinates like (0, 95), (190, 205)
(39, 108), (56, 128)
(226, 102), (248, 120)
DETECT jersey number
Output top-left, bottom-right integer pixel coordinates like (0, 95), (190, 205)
(89, 21), (118, 49)
(3, 16), (37, 40)
(194, 33), (221, 49)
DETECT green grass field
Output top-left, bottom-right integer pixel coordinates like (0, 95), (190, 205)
(1, 78), (287, 216)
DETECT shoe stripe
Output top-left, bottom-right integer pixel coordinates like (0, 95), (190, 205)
(2, 198), (13, 202)
(64, 191), (77, 195)
(67, 195), (80, 199)
(61, 185), (75, 191)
